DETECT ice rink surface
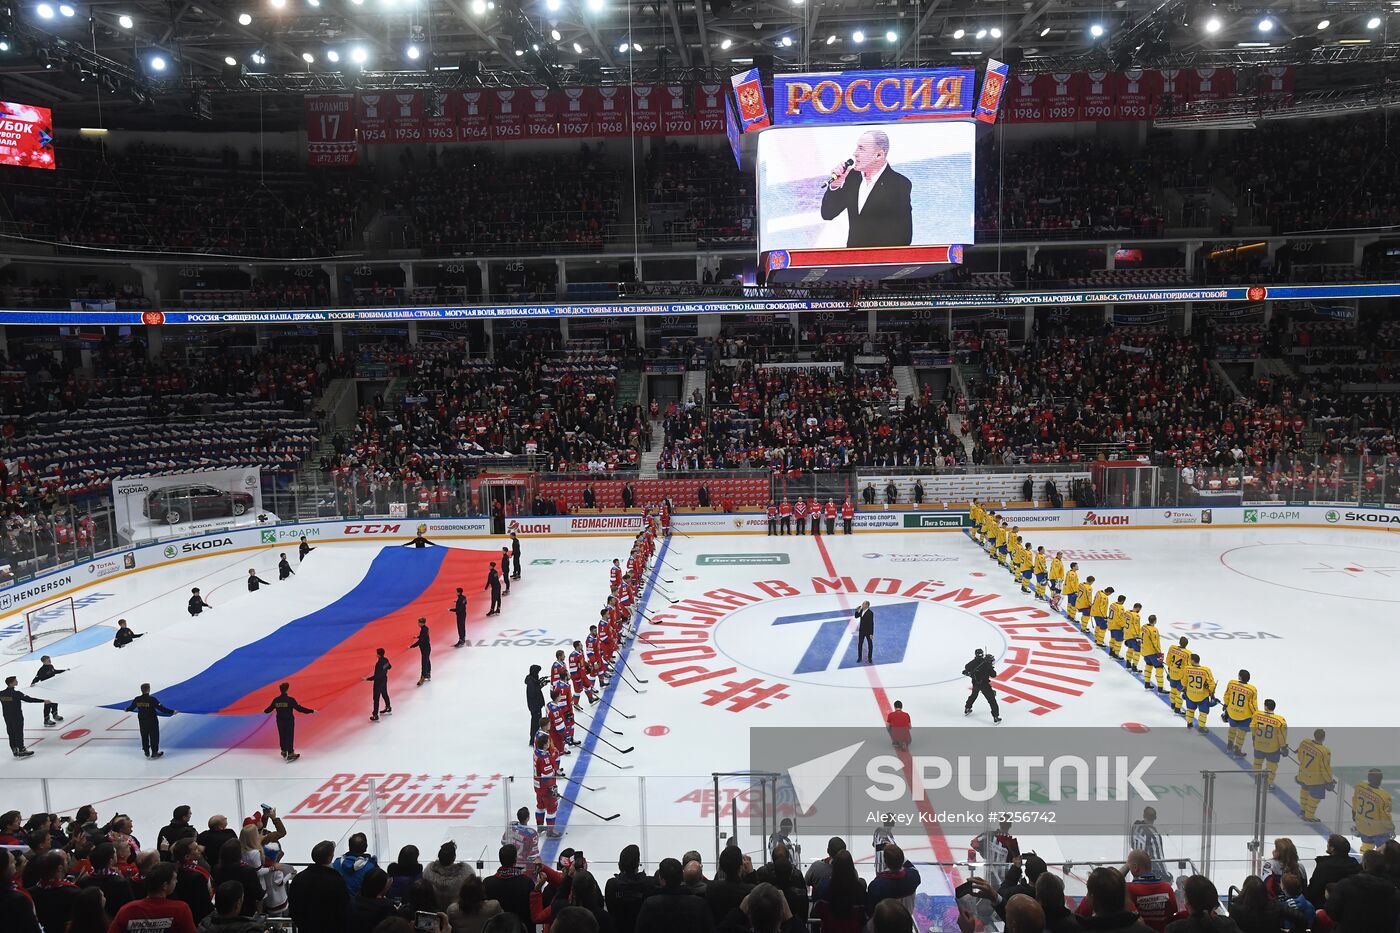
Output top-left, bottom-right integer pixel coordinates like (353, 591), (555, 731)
(2, 523), (1397, 915)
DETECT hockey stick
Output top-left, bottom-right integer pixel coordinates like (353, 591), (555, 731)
(577, 723), (634, 754)
(623, 659), (649, 683)
(575, 707), (626, 736)
(586, 751), (633, 770)
(559, 794), (621, 819)
(621, 673), (647, 694)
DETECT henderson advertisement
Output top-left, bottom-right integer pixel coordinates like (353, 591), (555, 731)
(3, 504), (1400, 619)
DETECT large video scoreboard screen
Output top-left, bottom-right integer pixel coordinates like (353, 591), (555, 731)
(0, 101), (56, 170)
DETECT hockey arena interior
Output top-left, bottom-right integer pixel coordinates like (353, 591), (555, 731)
(4, 1), (1400, 931)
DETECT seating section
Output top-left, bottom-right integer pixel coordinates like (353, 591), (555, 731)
(537, 477), (769, 511)
(856, 471), (1093, 506)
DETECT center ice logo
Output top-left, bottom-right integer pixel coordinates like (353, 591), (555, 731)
(712, 594), (1006, 689)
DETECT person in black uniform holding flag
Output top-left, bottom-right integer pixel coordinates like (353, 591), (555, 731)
(525, 664), (545, 746)
(298, 536), (315, 561)
(367, 649), (392, 722)
(263, 683), (314, 762)
(126, 683), (175, 759)
(962, 649), (1002, 723)
(2, 675), (47, 758)
(451, 588), (468, 647)
(510, 532), (522, 580)
(484, 562), (502, 616)
(188, 588), (210, 617)
(278, 554), (295, 580)
(30, 656), (65, 727)
(410, 617), (432, 686)
(500, 547), (512, 596)
(247, 569), (272, 592)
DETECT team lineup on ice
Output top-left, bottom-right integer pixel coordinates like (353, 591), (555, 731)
(2, 515), (1399, 895)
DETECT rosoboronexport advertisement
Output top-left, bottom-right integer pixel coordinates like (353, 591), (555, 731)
(758, 121), (974, 253)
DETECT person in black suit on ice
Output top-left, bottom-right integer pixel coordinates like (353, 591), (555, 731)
(820, 129), (913, 248)
(854, 600), (876, 663)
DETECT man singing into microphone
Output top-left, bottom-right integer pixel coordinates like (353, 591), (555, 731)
(820, 129), (913, 248)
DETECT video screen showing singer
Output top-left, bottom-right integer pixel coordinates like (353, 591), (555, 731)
(819, 129), (913, 249)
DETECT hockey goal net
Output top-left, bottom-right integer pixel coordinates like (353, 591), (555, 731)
(3, 596), (78, 655)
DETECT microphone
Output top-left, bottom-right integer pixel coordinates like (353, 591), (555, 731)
(821, 159), (854, 189)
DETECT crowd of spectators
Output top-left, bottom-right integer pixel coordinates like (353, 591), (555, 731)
(643, 144), (754, 242)
(5, 799), (1400, 933)
(383, 147), (621, 254)
(657, 360), (959, 473)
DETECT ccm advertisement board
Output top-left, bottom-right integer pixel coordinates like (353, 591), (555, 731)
(112, 468), (270, 544)
(757, 121), (974, 255)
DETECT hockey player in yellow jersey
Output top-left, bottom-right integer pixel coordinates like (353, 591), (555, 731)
(1033, 546), (1048, 600)
(1048, 552), (1066, 612)
(1182, 653), (1217, 733)
(1352, 768), (1395, 852)
(1140, 615), (1165, 692)
(969, 500), (982, 542)
(1076, 575), (1096, 634)
(1123, 602), (1143, 672)
(1107, 594), (1128, 660)
(1221, 670), (1258, 757)
(1015, 540), (1034, 593)
(1250, 698), (1287, 787)
(1062, 563), (1080, 621)
(995, 520), (1010, 565)
(1295, 729), (1334, 823)
(1165, 636), (1191, 715)
(1091, 586), (1113, 647)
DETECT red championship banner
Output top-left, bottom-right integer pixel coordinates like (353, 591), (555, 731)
(558, 87), (596, 138)
(457, 90), (492, 142)
(1259, 65), (1295, 97)
(522, 88), (560, 139)
(630, 85), (662, 135)
(386, 91), (424, 144)
(1005, 72), (1042, 123)
(660, 84), (695, 136)
(1112, 69), (1157, 121)
(1041, 73), (1082, 121)
(423, 92), (460, 144)
(356, 93), (390, 144)
(304, 94), (357, 166)
(1189, 67), (1235, 103)
(1079, 71), (1115, 122)
(491, 88), (526, 140)
(594, 86), (629, 136)
(1155, 67), (1190, 113)
(694, 83), (726, 135)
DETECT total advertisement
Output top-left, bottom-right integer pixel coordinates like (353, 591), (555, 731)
(112, 468), (271, 544)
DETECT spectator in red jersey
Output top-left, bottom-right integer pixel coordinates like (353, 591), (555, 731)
(884, 701), (911, 751)
(1123, 850), (1178, 933)
(109, 862), (197, 933)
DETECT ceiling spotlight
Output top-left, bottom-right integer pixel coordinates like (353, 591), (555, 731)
(470, 0), (485, 12)
(990, 26), (1001, 38)
(885, 29), (897, 41)
(238, 12), (252, 24)
(270, 0), (285, 8)
(550, 28), (561, 40)
(791, 0), (803, 5)
(852, 29), (864, 42)
(572, 42), (582, 52)
(953, 28), (965, 38)
(307, 0), (319, 6)
(1367, 16), (1382, 28)
(301, 51), (314, 62)
(251, 50), (266, 64)
(514, 48), (523, 55)
(58, 3), (74, 15)
(1257, 17), (1273, 31)
(633, 41), (642, 50)
(618, 41), (627, 52)
(1316, 19), (1330, 29)
(531, 42), (539, 51)
(350, 46), (367, 63)
(1204, 16), (1221, 33)
(0, 40), (9, 50)
(1089, 22), (1105, 37)
(975, 28), (987, 39)
(149, 54), (166, 70)
(119, 13), (134, 28)
(327, 49), (339, 62)
(781, 35), (793, 46)
(1039, 25), (1050, 36)
(825, 34), (836, 44)
(546, 0), (560, 8)
(406, 43), (420, 59)
(224, 55), (237, 66)
(586, 0), (603, 10)
(36, 3), (54, 18)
